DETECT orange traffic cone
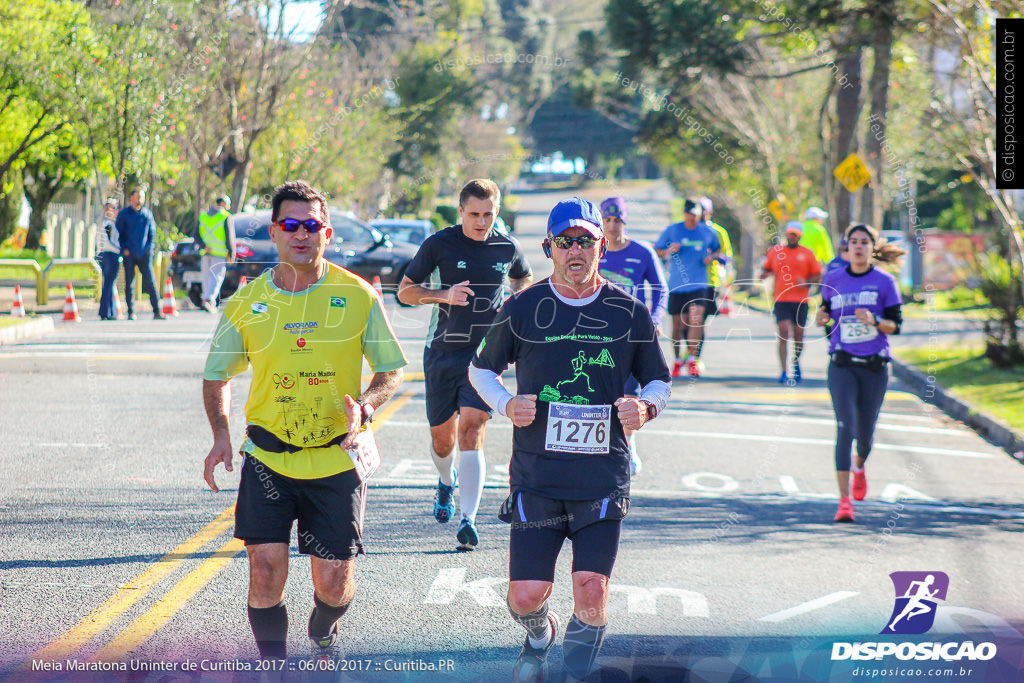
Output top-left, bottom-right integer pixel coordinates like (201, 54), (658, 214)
(161, 277), (178, 316)
(11, 284), (26, 317)
(238, 276), (247, 289)
(372, 275), (384, 299)
(62, 283), (81, 322)
(719, 288), (733, 317)
(112, 286), (124, 319)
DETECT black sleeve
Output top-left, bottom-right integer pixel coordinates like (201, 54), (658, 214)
(883, 304), (902, 335)
(508, 239), (532, 280)
(820, 296), (831, 315)
(629, 302), (671, 386)
(403, 235), (437, 284)
(473, 301), (516, 374)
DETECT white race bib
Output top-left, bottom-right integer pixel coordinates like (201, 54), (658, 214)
(839, 315), (879, 344)
(545, 402), (612, 454)
(348, 426), (380, 481)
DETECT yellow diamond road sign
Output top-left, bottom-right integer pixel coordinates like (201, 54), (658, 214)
(834, 153), (871, 193)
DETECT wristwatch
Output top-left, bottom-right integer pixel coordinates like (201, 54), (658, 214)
(640, 400), (657, 421)
(356, 400), (375, 424)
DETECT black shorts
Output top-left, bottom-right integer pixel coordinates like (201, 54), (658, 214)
(668, 288), (713, 317)
(773, 301), (809, 326)
(234, 454), (367, 560)
(500, 490), (629, 582)
(424, 345), (493, 427)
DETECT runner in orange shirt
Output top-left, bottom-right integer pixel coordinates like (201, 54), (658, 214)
(760, 221), (822, 383)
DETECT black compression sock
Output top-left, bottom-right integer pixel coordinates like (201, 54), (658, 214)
(563, 614), (606, 679)
(308, 593), (351, 641)
(509, 602), (551, 643)
(247, 602), (288, 659)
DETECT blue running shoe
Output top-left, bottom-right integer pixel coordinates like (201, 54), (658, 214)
(456, 517), (479, 550)
(778, 371), (789, 384)
(433, 475), (457, 523)
(793, 363), (802, 383)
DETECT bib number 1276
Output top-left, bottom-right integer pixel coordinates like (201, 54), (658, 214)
(545, 403), (612, 454)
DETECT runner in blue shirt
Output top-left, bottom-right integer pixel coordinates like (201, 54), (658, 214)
(598, 196), (667, 475)
(654, 198), (721, 377)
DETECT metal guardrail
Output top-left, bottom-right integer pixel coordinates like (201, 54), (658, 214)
(45, 259), (101, 304)
(0, 259), (45, 305)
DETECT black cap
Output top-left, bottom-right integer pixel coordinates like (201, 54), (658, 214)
(683, 198), (702, 216)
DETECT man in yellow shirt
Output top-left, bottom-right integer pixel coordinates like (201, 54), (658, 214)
(202, 181), (406, 667)
(801, 206), (835, 264)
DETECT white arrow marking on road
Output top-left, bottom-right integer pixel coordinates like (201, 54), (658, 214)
(423, 568), (507, 607)
(879, 483), (935, 502)
(609, 585), (709, 617)
(757, 592), (859, 622)
(386, 458), (436, 480)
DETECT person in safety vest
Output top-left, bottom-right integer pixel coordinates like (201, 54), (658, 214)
(195, 195), (236, 312)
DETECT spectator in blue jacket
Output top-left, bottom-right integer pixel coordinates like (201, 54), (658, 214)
(116, 188), (165, 320)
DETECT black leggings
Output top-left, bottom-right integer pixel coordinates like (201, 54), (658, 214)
(827, 361), (889, 471)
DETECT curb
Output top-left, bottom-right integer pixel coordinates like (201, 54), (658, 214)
(890, 356), (1024, 462)
(0, 316), (55, 345)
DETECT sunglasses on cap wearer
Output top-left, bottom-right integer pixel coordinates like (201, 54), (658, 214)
(550, 234), (600, 249)
(276, 218), (326, 233)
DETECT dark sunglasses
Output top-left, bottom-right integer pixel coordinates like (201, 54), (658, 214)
(276, 218), (326, 233)
(550, 234), (599, 249)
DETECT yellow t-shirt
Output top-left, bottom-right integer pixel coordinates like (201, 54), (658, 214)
(203, 263), (407, 479)
(706, 221), (733, 288)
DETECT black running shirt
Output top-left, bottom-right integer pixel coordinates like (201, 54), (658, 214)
(404, 225), (531, 351)
(473, 280), (671, 500)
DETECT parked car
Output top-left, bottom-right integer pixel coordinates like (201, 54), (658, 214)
(169, 209), (418, 307)
(370, 218), (434, 246)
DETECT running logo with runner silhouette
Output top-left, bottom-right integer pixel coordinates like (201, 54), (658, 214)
(881, 571), (949, 635)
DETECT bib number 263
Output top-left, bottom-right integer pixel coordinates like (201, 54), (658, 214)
(545, 403), (611, 454)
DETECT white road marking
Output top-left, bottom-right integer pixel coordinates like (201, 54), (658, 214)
(776, 475), (832, 499)
(423, 568), (506, 607)
(880, 483), (935, 502)
(681, 472), (739, 493)
(610, 585), (709, 616)
(758, 591), (859, 622)
(674, 408), (970, 437)
(378, 420), (997, 459)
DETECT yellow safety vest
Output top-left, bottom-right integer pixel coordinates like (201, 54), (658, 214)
(199, 210), (229, 257)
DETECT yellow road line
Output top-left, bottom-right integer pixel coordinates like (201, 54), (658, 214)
(92, 538), (245, 661)
(730, 391), (920, 402)
(372, 388), (416, 424)
(26, 507), (236, 664)
(75, 388), (417, 660)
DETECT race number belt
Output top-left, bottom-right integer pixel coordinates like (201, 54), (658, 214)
(839, 315), (879, 344)
(545, 402), (612, 455)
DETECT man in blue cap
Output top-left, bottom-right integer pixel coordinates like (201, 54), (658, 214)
(470, 197), (671, 682)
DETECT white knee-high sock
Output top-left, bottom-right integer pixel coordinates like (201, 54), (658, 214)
(458, 449), (485, 522)
(431, 446), (457, 486)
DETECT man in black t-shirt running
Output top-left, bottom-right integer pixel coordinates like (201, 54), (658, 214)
(470, 197), (671, 682)
(398, 179), (532, 550)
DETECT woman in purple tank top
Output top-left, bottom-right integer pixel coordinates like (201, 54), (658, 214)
(815, 224), (906, 523)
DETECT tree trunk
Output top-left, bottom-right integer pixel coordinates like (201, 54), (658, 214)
(863, 0), (896, 230)
(833, 49), (864, 236)
(22, 165), (66, 250)
(0, 175), (23, 245)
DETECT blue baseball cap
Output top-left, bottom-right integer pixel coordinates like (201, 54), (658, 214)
(547, 197), (603, 237)
(600, 197), (627, 224)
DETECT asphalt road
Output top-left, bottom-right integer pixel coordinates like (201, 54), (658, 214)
(2, 184), (1022, 683)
